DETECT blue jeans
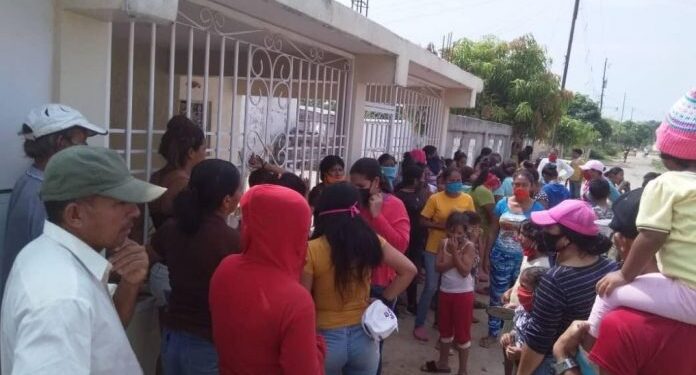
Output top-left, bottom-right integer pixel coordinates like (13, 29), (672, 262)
(488, 248), (523, 337)
(320, 324), (379, 375)
(531, 354), (555, 375)
(161, 328), (219, 375)
(416, 251), (440, 327)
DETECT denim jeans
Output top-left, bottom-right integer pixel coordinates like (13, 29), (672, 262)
(320, 324), (379, 375)
(531, 354), (556, 375)
(161, 328), (219, 375)
(416, 251), (440, 327)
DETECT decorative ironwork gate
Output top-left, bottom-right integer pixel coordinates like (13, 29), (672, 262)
(361, 83), (443, 159)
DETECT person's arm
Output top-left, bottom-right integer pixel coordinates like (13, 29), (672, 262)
(518, 275), (565, 375)
(484, 200), (503, 273)
(301, 246), (314, 293)
(420, 195), (444, 230)
(279, 294), (326, 375)
(596, 229), (667, 296)
(420, 215), (445, 230)
(452, 241), (475, 278)
(537, 160), (546, 182)
(249, 153), (286, 175)
(435, 240), (453, 273)
(380, 241), (417, 302)
(560, 160), (575, 180)
(109, 239), (149, 326)
(368, 196), (410, 252)
(11, 299), (93, 374)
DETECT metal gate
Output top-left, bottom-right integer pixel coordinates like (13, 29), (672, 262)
(107, 1), (353, 182)
(106, 2), (354, 242)
(361, 83), (443, 159)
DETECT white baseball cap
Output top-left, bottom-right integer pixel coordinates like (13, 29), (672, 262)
(361, 300), (398, 341)
(21, 104), (107, 140)
(580, 160), (605, 173)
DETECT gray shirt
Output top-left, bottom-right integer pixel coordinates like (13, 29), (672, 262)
(1, 165), (45, 298)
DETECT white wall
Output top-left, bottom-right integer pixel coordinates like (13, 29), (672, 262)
(0, 0), (56, 190)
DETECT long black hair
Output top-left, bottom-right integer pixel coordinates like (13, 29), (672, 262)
(560, 226), (613, 256)
(471, 160), (491, 190)
(173, 159), (240, 234)
(395, 164), (424, 192)
(311, 183), (383, 300)
(349, 157), (392, 193)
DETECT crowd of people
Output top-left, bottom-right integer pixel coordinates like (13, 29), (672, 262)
(1, 88), (695, 375)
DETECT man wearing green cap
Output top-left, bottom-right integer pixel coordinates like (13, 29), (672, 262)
(0, 146), (166, 374)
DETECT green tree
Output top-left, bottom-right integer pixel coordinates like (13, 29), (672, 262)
(556, 116), (599, 149)
(566, 94), (612, 140)
(450, 35), (570, 142)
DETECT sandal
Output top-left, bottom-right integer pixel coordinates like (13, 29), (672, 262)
(479, 335), (498, 348)
(414, 326), (429, 342)
(420, 360), (451, 373)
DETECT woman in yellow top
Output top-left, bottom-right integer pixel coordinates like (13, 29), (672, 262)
(414, 167), (475, 341)
(302, 182), (416, 375)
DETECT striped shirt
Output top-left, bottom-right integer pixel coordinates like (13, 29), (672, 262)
(525, 257), (617, 354)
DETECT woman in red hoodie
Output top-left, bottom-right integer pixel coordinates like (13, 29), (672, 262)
(209, 184), (325, 375)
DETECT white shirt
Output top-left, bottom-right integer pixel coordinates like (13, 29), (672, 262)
(537, 158), (575, 181)
(439, 239), (475, 294)
(1, 221), (142, 375)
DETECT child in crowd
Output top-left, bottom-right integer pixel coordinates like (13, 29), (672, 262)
(587, 179), (614, 220)
(592, 88), (696, 337)
(421, 212), (476, 375)
(499, 266), (549, 375)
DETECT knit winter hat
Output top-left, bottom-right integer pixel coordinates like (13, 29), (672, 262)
(656, 88), (696, 161)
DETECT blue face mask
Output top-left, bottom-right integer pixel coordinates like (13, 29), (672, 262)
(445, 181), (463, 193)
(381, 166), (397, 188)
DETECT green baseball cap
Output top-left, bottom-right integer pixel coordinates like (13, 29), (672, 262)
(41, 146), (166, 203)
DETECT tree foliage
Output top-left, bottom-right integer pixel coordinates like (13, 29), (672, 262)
(608, 119), (659, 149)
(555, 116), (599, 149)
(566, 94), (612, 140)
(450, 35), (570, 141)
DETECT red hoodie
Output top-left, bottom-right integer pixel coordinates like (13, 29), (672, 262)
(209, 185), (325, 375)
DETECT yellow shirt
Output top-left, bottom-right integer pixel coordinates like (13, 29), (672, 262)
(304, 236), (385, 329)
(421, 191), (475, 253)
(636, 171), (696, 288)
(570, 158), (584, 182)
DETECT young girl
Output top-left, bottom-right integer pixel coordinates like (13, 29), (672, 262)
(421, 212), (476, 375)
(499, 266), (549, 375)
(592, 88), (696, 336)
(503, 221), (551, 307)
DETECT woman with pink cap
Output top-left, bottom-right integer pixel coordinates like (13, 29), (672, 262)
(590, 88), (696, 339)
(515, 200), (616, 375)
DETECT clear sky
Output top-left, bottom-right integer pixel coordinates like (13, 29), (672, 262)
(337, 0), (696, 122)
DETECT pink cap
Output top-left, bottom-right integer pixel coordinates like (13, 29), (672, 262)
(410, 149), (427, 164)
(580, 160), (605, 173)
(531, 199), (599, 236)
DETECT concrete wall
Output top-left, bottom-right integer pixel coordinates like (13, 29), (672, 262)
(445, 114), (514, 164)
(0, 0), (56, 190)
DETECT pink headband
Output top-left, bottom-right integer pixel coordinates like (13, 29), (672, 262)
(318, 202), (361, 218)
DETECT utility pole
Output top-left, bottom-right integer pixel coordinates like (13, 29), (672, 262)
(620, 92), (627, 123)
(630, 107), (634, 122)
(552, 0), (581, 146)
(599, 58), (608, 114)
(561, 0), (581, 90)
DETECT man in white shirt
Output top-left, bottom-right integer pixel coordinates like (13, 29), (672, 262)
(1, 146), (166, 374)
(537, 148), (574, 182)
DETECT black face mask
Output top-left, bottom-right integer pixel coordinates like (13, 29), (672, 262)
(358, 188), (372, 206)
(542, 232), (564, 254)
